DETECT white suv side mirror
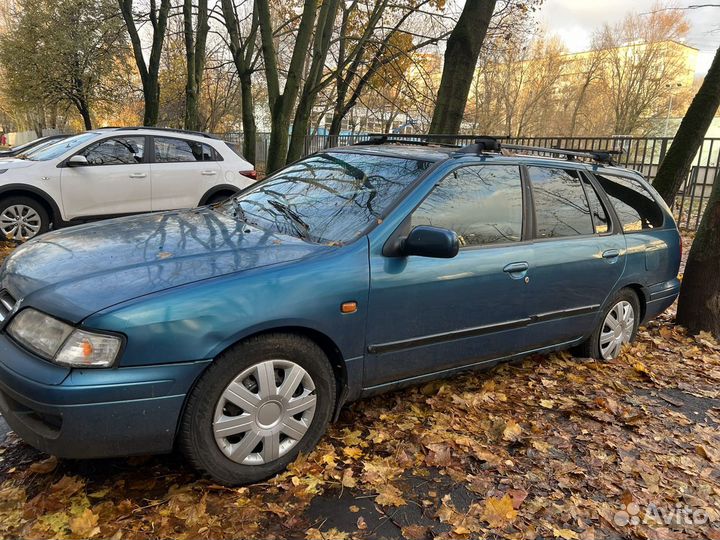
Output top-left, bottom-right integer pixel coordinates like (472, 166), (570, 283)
(66, 155), (89, 167)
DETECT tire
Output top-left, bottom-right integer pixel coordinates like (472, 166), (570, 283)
(574, 288), (641, 360)
(206, 192), (235, 205)
(179, 333), (336, 485)
(0, 196), (50, 241)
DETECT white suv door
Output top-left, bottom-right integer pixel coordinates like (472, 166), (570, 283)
(60, 136), (152, 219)
(150, 136), (222, 210)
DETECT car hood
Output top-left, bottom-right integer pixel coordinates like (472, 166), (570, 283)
(0, 208), (332, 322)
(0, 158), (34, 169)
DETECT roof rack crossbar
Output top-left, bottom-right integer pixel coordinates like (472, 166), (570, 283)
(501, 143), (621, 164)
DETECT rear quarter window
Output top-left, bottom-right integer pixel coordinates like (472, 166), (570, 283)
(594, 173), (664, 232)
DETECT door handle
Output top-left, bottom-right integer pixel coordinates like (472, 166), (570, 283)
(129, 172), (147, 179)
(602, 249), (620, 259)
(201, 170), (217, 176)
(503, 261), (529, 280)
(503, 262), (529, 273)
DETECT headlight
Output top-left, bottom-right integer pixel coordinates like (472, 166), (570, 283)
(8, 308), (121, 367)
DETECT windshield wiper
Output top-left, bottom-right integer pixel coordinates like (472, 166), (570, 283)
(267, 199), (312, 240)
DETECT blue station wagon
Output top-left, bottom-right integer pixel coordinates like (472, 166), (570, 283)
(0, 137), (681, 484)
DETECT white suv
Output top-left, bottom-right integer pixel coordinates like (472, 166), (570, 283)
(0, 127), (256, 240)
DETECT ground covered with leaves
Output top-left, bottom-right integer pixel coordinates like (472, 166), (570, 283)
(1, 237), (720, 540)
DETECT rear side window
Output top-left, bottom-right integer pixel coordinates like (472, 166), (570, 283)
(594, 174), (664, 231)
(528, 167), (594, 238)
(411, 165), (523, 246)
(154, 137), (217, 163)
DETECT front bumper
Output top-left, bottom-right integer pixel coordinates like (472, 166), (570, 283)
(0, 333), (210, 458)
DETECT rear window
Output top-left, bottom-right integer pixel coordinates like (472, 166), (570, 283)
(594, 174), (664, 231)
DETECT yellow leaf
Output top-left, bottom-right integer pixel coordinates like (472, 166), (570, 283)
(502, 420), (522, 441)
(540, 399), (555, 409)
(29, 455), (58, 474)
(481, 494), (517, 528)
(343, 446), (363, 460)
(341, 468), (357, 488)
(376, 484), (406, 507)
(69, 508), (100, 538)
(552, 527), (579, 539)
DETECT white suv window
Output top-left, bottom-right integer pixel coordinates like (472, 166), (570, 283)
(82, 137), (145, 166)
(154, 137), (218, 163)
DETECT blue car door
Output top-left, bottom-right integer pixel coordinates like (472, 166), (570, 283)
(364, 163), (534, 389)
(521, 166), (626, 348)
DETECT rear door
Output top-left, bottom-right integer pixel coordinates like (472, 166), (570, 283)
(150, 136), (222, 210)
(364, 163), (534, 388)
(522, 166), (626, 348)
(60, 136), (151, 219)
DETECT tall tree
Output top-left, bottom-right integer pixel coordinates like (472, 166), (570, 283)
(118, 0), (171, 126)
(428, 0), (496, 135)
(0, 0), (126, 130)
(220, 0), (259, 164)
(183, 0), (210, 130)
(671, 45), (720, 338)
(257, 0), (318, 173)
(653, 46), (720, 206)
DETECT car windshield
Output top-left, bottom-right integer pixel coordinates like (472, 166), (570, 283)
(26, 132), (99, 161)
(216, 151), (431, 244)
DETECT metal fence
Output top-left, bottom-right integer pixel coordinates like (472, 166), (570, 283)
(217, 132), (719, 231)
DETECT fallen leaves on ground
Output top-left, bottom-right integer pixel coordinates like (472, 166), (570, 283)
(0, 239), (719, 539)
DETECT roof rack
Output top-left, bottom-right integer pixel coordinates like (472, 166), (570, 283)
(457, 137), (622, 165)
(353, 134), (461, 148)
(96, 126), (219, 139)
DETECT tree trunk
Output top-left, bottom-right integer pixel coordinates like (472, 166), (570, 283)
(183, 0), (208, 131)
(653, 45), (720, 206)
(428, 0), (496, 136)
(240, 72), (256, 165)
(286, 0), (341, 163)
(118, 0), (170, 127)
(257, 0), (318, 173)
(676, 175), (720, 338)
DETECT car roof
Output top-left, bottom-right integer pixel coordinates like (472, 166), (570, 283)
(92, 126), (220, 140)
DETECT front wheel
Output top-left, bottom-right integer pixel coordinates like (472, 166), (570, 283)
(575, 289), (640, 360)
(179, 334), (336, 485)
(0, 196), (49, 240)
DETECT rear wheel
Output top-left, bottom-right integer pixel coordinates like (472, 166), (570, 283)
(206, 192), (235, 205)
(0, 196), (49, 240)
(179, 334), (335, 485)
(574, 289), (640, 360)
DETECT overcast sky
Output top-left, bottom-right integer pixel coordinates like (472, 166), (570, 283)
(536, 0), (719, 75)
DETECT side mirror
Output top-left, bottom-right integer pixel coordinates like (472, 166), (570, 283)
(401, 226), (459, 259)
(66, 155), (88, 167)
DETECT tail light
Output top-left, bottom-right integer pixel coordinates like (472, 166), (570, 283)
(240, 170), (257, 180)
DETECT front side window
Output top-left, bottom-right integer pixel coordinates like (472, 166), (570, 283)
(594, 173), (664, 232)
(528, 167), (594, 238)
(411, 165), (523, 246)
(154, 137), (215, 163)
(82, 137), (145, 166)
(217, 151), (430, 244)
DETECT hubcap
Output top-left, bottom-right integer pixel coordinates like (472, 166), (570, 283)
(213, 359), (317, 465)
(599, 300), (635, 360)
(0, 205), (41, 240)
